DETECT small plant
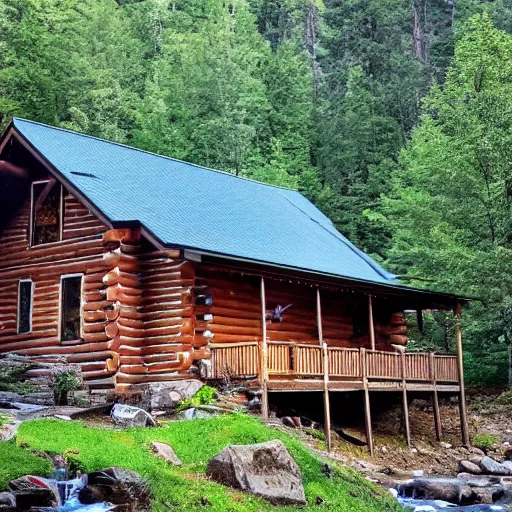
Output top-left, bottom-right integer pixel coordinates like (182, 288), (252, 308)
(0, 413), (11, 428)
(176, 385), (217, 412)
(49, 368), (82, 405)
(0, 362), (37, 395)
(473, 432), (500, 448)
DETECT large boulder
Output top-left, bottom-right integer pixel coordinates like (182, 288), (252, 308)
(146, 380), (204, 411)
(398, 477), (472, 504)
(480, 456), (512, 476)
(459, 460), (483, 475)
(206, 440), (306, 505)
(9, 476), (60, 510)
(86, 467), (150, 511)
(111, 403), (156, 428)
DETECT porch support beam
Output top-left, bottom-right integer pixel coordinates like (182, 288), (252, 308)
(455, 302), (470, 446)
(361, 347), (374, 455)
(429, 352), (442, 440)
(317, 287), (332, 452)
(400, 351), (412, 449)
(368, 295), (376, 351)
(260, 277), (269, 422)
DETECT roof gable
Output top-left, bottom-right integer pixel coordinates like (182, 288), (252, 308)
(11, 118), (397, 285)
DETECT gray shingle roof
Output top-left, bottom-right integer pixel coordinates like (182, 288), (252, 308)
(13, 118), (398, 285)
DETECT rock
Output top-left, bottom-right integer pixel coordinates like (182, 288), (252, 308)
(459, 460), (483, 475)
(248, 396), (260, 410)
(503, 461), (512, 472)
(147, 380), (204, 411)
(470, 455), (484, 466)
(150, 441), (182, 466)
(473, 486), (504, 504)
(0, 420), (20, 441)
(398, 477), (472, 504)
(206, 440), (306, 505)
(281, 416), (302, 429)
(87, 467), (150, 511)
(9, 476), (60, 509)
(440, 442), (453, 449)
(410, 448), (418, 454)
(480, 456), (511, 475)
(0, 492), (16, 508)
(111, 403), (156, 427)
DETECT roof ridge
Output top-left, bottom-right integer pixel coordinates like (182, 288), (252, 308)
(12, 117), (299, 192)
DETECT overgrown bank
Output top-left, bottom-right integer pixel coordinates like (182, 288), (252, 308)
(0, 414), (400, 511)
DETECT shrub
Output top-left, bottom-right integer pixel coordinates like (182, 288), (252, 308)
(49, 368), (82, 405)
(176, 385), (217, 412)
(473, 432), (500, 448)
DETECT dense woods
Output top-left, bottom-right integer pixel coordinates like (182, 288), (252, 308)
(0, 0), (511, 386)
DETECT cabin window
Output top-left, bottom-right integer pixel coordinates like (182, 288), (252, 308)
(17, 279), (33, 334)
(31, 181), (62, 246)
(352, 305), (369, 339)
(60, 275), (82, 342)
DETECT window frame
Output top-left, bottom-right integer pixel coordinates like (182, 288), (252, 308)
(17, 278), (34, 335)
(59, 273), (84, 344)
(29, 180), (64, 247)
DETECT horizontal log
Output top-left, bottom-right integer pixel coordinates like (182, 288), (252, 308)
(103, 250), (140, 272)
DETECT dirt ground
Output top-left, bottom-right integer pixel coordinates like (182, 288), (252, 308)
(295, 390), (512, 478)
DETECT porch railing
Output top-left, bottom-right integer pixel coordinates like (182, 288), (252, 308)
(209, 341), (459, 384)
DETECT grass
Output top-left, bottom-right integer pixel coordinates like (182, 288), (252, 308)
(0, 440), (52, 489)
(1, 414), (400, 511)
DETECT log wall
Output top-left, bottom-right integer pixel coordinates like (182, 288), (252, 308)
(0, 186), (114, 390)
(193, 265), (408, 351)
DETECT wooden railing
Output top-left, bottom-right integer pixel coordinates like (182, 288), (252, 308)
(209, 341), (459, 384)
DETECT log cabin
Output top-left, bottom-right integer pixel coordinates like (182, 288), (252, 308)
(0, 118), (470, 452)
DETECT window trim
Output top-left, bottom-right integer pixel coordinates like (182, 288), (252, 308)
(29, 180), (63, 247)
(59, 273), (84, 343)
(17, 279), (34, 334)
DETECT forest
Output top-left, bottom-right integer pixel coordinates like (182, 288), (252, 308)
(0, 0), (511, 387)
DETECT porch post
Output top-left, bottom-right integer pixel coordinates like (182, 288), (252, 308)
(260, 277), (269, 422)
(400, 351), (412, 449)
(368, 295), (376, 351)
(317, 288), (332, 452)
(429, 352), (443, 441)
(455, 302), (470, 446)
(361, 347), (374, 455)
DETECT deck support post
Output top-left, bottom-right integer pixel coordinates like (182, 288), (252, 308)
(400, 351), (412, 449)
(260, 277), (269, 422)
(317, 288), (332, 452)
(361, 347), (374, 455)
(429, 352), (442, 441)
(455, 303), (470, 447)
(368, 295), (376, 351)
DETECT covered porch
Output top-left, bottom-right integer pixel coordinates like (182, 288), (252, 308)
(203, 270), (470, 456)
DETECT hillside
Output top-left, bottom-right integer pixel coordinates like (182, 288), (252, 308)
(0, 414), (400, 511)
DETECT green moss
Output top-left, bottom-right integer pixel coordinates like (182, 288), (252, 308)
(11, 415), (400, 511)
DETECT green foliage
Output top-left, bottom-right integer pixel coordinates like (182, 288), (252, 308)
(0, 0), (512, 388)
(13, 416), (400, 511)
(383, 14), (512, 387)
(473, 432), (500, 448)
(51, 370), (82, 394)
(176, 385), (217, 412)
(0, 363), (36, 395)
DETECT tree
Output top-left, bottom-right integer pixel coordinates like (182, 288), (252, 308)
(383, 14), (512, 386)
